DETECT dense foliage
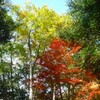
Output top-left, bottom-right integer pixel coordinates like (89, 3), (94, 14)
(29, 38), (100, 100)
(58, 0), (100, 79)
(0, 0), (100, 100)
(0, 0), (15, 43)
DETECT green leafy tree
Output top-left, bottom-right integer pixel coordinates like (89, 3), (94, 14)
(68, 0), (100, 41)
(0, 42), (29, 100)
(58, 0), (100, 77)
(0, 0), (15, 43)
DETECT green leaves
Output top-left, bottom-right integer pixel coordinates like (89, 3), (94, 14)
(0, 0), (15, 43)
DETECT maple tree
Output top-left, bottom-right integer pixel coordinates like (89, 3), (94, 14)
(25, 38), (99, 100)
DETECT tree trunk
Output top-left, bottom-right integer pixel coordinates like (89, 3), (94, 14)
(67, 84), (70, 100)
(0, 45), (7, 100)
(52, 85), (56, 100)
(59, 84), (63, 100)
(72, 85), (75, 100)
(28, 31), (33, 100)
(29, 65), (33, 100)
(10, 43), (14, 100)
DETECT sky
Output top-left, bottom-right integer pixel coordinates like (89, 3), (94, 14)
(11, 0), (69, 14)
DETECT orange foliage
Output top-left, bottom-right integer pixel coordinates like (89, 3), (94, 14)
(33, 82), (46, 90)
(68, 44), (81, 55)
(49, 38), (67, 51)
(26, 38), (99, 100)
(77, 82), (100, 100)
(35, 38), (84, 89)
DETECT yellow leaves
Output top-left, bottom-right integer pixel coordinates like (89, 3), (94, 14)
(77, 81), (100, 100)
(13, 3), (73, 52)
(89, 82), (100, 90)
(17, 11), (25, 18)
(59, 14), (73, 28)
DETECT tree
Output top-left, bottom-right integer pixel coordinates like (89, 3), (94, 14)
(68, 0), (100, 77)
(58, 0), (100, 78)
(0, 0), (15, 43)
(30, 38), (100, 100)
(0, 41), (29, 100)
(68, 0), (100, 40)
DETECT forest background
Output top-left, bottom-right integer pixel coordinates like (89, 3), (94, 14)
(0, 0), (100, 100)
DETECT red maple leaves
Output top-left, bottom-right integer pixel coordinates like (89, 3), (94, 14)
(34, 38), (83, 96)
(26, 38), (99, 100)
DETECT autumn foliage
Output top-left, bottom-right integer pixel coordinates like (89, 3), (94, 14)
(26, 38), (100, 100)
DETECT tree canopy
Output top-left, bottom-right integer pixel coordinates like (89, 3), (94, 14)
(0, 0), (15, 43)
(0, 0), (100, 100)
